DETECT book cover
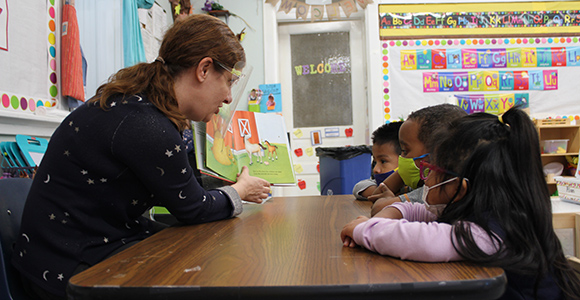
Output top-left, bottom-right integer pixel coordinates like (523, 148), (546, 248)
(205, 111), (296, 185)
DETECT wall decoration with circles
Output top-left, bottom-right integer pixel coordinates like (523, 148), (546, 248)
(0, 0), (58, 114)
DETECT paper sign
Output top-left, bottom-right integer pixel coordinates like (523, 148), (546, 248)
(294, 164), (304, 174)
(293, 129), (303, 138)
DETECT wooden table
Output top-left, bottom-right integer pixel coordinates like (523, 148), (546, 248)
(67, 195), (506, 300)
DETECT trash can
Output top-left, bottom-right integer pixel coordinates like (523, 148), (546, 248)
(316, 146), (372, 195)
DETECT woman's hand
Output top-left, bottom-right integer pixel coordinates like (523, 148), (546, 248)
(231, 166), (271, 203)
(340, 216), (369, 248)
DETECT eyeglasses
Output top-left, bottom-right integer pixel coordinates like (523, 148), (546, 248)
(214, 60), (244, 87)
(419, 161), (460, 180)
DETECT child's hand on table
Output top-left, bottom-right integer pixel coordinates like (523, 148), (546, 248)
(341, 216), (369, 248)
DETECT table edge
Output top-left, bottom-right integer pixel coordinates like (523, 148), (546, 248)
(67, 271), (507, 300)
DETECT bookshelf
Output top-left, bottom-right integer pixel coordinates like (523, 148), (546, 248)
(535, 119), (580, 195)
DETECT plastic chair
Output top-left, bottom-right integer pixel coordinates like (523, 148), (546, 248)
(0, 178), (34, 300)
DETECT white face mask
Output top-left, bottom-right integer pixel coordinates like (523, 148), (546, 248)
(422, 177), (458, 217)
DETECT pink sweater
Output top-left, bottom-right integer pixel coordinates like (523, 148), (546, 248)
(353, 202), (500, 262)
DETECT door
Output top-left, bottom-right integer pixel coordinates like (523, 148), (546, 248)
(273, 20), (368, 197)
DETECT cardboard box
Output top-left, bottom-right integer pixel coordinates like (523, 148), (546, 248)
(555, 176), (580, 205)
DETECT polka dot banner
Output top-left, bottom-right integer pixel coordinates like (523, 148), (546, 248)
(379, 36), (580, 122)
(1, 93), (46, 113)
(382, 42), (391, 122)
(385, 37), (580, 48)
(46, 0), (58, 108)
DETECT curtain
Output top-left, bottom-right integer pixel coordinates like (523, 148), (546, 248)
(76, 0), (124, 100)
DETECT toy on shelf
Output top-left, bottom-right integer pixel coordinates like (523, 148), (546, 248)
(566, 155), (578, 177)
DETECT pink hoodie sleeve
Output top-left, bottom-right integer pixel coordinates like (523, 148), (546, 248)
(353, 202), (500, 262)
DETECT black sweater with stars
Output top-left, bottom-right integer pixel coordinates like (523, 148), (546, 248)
(12, 94), (243, 297)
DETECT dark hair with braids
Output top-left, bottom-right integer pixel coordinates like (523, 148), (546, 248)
(433, 107), (580, 299)
(407, 103), (467, 152)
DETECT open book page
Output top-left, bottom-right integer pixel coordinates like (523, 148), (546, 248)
(204, 115), (239, 182)
(205, 111), (296, 185)
(191, 121), (233, 182)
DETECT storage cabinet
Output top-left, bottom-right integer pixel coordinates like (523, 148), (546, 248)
(535, 120), (580, 195)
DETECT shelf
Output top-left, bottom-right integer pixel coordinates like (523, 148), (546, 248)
(536, 120), (580, 195)
(542, 153), (579, 157)
(537, 125), (580, 129)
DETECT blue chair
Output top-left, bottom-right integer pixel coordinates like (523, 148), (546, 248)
(0, 178), (34, 300)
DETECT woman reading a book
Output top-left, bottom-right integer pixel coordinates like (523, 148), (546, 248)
(12, 14), (271, 300)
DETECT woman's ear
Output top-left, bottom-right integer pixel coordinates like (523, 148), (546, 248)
(196, 57), (213, 83)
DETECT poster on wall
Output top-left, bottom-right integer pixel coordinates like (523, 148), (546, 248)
(258, 83), (282, 113)
(0, 0), (7, 50)
(0, 0), (58, 113)
(379, 2), (580, 122)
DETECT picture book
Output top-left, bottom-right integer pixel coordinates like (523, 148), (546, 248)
(204, 110), (296, 185)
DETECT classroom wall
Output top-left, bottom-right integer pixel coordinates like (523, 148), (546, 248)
(189, 0), (266, 109)
(1, 0), (573, 143)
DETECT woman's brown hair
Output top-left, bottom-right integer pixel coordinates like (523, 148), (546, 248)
(88, 14), (245, 131)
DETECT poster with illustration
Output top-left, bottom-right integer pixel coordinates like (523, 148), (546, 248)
(258, 83), (282, 113)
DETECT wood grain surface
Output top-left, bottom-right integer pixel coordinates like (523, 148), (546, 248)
(68, 195), (506, 300)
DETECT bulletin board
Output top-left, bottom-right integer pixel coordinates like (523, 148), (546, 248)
(0, 0), (59, 114)
(290, 31), (352, 128)
(379, 1), (580, 122)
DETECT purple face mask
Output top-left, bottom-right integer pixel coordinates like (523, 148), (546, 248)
(373, 169), (395, 184)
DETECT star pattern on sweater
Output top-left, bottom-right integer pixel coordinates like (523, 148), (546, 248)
(15, 94), (236, 292)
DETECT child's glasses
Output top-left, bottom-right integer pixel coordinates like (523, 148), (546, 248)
(214, 60), (244, 87)
(419, 161), (460, 180)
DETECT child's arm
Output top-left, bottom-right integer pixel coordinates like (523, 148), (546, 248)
(352, 179), (377, 200)
(367, 182), (395, 203)
(370, 187), (423, 216)
(384, 171), (405, 192)
(371, 199), (402, 217)
(368, 171), (405, 201)
(348, 203), (501, 262)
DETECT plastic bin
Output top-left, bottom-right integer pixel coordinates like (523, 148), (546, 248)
(316, 146), (372, 195)
(542, 139), (569, 154)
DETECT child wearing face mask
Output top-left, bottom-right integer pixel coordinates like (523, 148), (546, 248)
(368, 104), (466, 211)
(352, 121), (402, 201)
(342, 107), (580, 300)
